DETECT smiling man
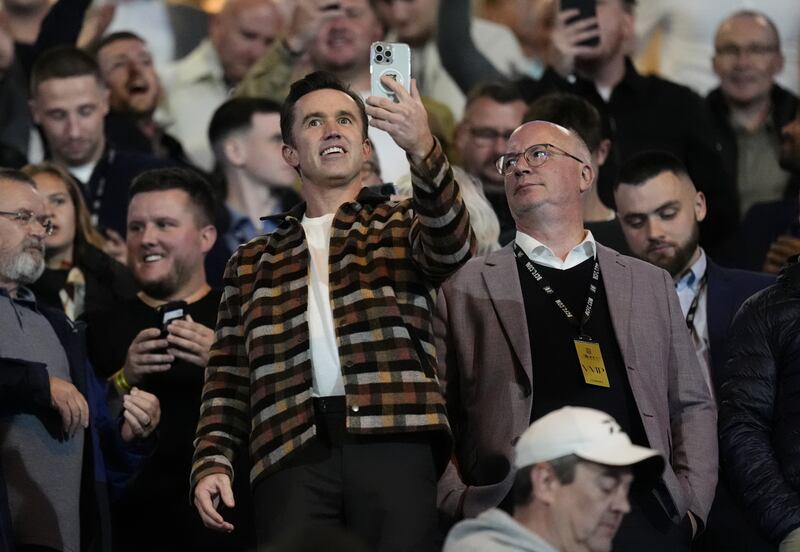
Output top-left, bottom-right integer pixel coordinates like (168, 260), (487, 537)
(83, 168), (255, 552)
(95, 32), (190, 166)
(707, 10), (799, 219)
(435, 120), (716, 551)
(191, 70), (474, 551)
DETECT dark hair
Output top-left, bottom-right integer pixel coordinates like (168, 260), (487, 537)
(31, 46), (104, 95)
(92, 31), (146, 58)
(524, 93), (611, 152)
(512, 454), (580, 508)
(209, 97), (284, 163)
(615, 150), (690, 192)
(280, 71), (368, 147)
(464, 80), (526, 111)
(129, 167), (216, 227)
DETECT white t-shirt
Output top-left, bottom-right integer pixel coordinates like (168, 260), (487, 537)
(301, 213), (345, 397)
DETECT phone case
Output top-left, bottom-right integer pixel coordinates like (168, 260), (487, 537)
(370, 42), (411, 103)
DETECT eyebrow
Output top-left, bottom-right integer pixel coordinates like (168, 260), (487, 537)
(301, 110), (358, 125)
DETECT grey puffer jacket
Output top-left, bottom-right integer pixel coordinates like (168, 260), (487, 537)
(719, 256), (800, 543)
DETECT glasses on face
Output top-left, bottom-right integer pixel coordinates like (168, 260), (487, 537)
(0, 209), (54, 235)
(469, 127), (514, 144)
(495, 143), (585, 176)
(715, 43), (779, 59)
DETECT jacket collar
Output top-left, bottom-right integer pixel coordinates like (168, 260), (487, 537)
(261, 186), (390, 227)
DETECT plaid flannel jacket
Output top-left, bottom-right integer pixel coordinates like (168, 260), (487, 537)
(191, 141), (475, 491)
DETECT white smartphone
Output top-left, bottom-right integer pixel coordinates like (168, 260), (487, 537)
(370, 41), (411, 103)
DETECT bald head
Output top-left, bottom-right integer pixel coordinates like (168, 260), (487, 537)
(210, 0), (283, 84)
(715, 11), (780, 49)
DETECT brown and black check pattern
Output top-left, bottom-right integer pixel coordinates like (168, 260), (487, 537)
(191, 141), (475, 491)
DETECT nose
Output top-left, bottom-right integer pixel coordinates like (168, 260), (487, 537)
(645, 217), (665, 241)
(140, 222), (158, 245)
(66, 113), (82, 139)
(323, 120), (342, 139)
(612, 488), (632, 514)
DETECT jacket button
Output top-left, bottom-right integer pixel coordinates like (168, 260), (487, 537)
(351, 404), (360, 413)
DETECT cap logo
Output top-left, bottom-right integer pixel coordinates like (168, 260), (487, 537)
(601, 419), (622, 435)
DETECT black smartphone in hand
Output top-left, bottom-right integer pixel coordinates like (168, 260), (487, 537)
(560, 0), (600, 47)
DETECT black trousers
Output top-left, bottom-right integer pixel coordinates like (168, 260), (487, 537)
(253, 397), (440, 552)
(613, 486), (692, 552)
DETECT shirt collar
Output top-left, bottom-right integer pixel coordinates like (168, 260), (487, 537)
(514, 230), (597, 270)
(676, 248), (707, 292)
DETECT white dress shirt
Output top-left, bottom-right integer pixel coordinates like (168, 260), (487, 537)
(514, 230), (597, 270)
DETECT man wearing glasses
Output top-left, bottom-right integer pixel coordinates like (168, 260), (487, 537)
(454, 81), (527, 244)
(707, 10), (799, 220)
(435, 120), (717, 551)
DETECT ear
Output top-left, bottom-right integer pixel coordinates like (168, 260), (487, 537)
(29, 99), (40, 124)
(530, 463), (559, 506)
(694, 191), (707, 223)
(579, 163), (595, 193)
(100, 85), (110, 116)
(620, 8), (635, 40)
(282, 143), (299, 169)
(594, 139), (612, 167)
(199, 224), (218, 254)
(454, 121), (469, 152)
(224, 135), (246, 167)
(362, 136), (372, 161)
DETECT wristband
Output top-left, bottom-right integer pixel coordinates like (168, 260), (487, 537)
(113, 368), (131, 394)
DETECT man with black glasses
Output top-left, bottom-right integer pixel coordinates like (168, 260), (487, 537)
(435, 120), (716, 550)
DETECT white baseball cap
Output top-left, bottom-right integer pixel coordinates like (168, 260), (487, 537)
(514, 406), (664, 479)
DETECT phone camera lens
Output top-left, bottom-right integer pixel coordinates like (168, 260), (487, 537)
(376, 54), (384, 62)
(386, 50), (392, 57)
(376, 44), (383, 52)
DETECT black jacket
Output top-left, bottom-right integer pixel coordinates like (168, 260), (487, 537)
(706, 84), (800, 216)
(719, 257), (800, 543)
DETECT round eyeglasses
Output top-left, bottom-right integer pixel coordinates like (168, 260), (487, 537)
(495, 143), (585, 176)
(0, 209), (55, 235)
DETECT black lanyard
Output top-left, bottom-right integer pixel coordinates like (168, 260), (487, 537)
(513, 243), (600, 339)
(685, 270), (708, 335)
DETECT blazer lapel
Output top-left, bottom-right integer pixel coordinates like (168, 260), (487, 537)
(597, 245), (633, 360)
(481, 246), (533, 387)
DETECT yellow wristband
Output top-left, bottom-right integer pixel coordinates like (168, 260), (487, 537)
(113, 369), (131, 394)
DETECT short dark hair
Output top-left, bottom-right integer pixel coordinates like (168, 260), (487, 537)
(92, 31), (146, 58)
(464, 80), (526, 111)
(615, 150), (690, 192)
(209, 97), (284, 163)
(280, 71), (368, 147)
(524, 93), (611, 152)
(129, 167), (216, 227)
(31, 46), (104, 95)
(512, 454), (580, 508)
(0, 168), (37, 191)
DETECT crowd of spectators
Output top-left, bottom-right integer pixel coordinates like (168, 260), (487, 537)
(1, 0), (800, 551)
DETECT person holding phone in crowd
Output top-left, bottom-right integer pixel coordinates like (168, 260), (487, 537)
(191, 70), (474, 551)
(83, 167), (255, 552)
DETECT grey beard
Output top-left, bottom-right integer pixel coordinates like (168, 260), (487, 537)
(0, 250), (45, 285)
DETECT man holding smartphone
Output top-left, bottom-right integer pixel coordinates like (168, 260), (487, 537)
(83, 168), (255, 552)
(191, 71), (474, 551)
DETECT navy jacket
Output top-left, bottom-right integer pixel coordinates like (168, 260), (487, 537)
(0, 301), (151, 552)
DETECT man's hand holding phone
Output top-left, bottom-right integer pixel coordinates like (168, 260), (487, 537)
(166, 315), (214, 368)
(284, 0), (343, 55)
(366, 77), (434, 162)
(121, 328), (174, 386)
(549, 3), (601, 77)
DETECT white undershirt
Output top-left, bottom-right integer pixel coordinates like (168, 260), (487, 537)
(68, 162), (96, 185)
(301, 214), (345, 397)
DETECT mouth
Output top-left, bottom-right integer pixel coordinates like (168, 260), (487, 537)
(647, 243), (674, 255)
(127, 82), (150, 95)
(320, 145), (346, 157)
(143, 253), (165, 263)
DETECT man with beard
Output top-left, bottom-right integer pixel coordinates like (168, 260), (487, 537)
(94, 31), (191, 166)
(0, 169), (161, 552)
(613, 151), (774, 551)
(83, 167), (254, 552)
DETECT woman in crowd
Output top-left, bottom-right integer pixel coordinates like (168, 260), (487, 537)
(24, 162), (137, 319)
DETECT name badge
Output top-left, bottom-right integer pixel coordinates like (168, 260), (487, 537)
(574, 339), (610, 388)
